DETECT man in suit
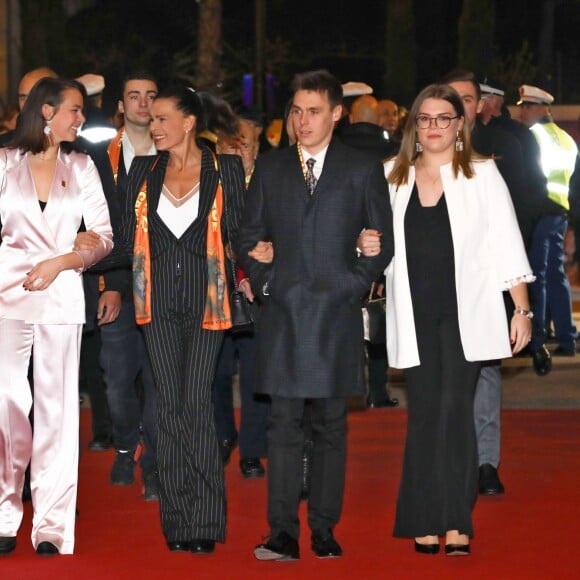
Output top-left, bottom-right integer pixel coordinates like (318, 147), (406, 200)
(337, 94), (398, 160)
(237, 70), (393, 561)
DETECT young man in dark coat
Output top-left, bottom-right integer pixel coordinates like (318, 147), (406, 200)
(236, 69), (394, 561)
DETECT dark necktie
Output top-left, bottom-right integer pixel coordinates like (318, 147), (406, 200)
(305, 157), (317, 195)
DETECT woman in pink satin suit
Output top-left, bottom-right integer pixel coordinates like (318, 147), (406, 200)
(0, 78), (113, 556)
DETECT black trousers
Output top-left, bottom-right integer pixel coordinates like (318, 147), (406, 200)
(143, 314), (226, 543)
(366, 341), (391, 403)
(80, 328), (111, 439)
(394, 314), (480, 538)
(212, 331), (269, 458)
(267, 396), (347, 540)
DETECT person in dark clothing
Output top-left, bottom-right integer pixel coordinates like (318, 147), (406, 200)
(337, 94), (399, 160)
(359, 83), (533, 556)
(118, 86), (245, 555)
(337, 93), (399, 408)
(237, 70), (393, 562)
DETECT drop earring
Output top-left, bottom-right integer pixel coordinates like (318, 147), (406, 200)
(455, 132), (464, 152)
(415, 141), (423, 153)
(44, 119), (52, 136)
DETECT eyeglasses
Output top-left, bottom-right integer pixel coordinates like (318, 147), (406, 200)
(415, 114), (459, 130)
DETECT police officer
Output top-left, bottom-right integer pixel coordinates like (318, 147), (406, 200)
(517, 84), (579, 371)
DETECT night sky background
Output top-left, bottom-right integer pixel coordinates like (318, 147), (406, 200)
(20, 0), (580, 115)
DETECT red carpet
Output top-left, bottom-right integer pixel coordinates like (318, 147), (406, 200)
(3, 408), (579, 579)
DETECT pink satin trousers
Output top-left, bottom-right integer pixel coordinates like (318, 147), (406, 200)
(0, 318), (81, 554)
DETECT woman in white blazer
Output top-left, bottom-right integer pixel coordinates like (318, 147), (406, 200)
(0, 78), (113, 556)
(359, 84), (534, 556)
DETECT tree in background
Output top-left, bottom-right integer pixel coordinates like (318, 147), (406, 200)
(384, 0), (415, 106)
(195, 0), (222, 92)
(458, 0), (495, 77)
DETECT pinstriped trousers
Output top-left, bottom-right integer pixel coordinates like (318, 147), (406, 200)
(142, 314), (226, 543)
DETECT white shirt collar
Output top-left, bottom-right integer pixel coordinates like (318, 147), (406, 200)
(300, 143), (329, 180)
(122, 130), (156, 173)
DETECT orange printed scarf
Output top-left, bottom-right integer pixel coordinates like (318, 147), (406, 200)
(132, 152), (231, 329)
(202, 153), (232, 330)
(133, 177), (151, 325)
(107, 128), (124, 185)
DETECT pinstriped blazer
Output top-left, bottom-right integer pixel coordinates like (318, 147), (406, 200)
(120, 145), (245, 320)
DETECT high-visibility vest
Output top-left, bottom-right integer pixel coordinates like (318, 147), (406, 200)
(530, 121), (578, 211)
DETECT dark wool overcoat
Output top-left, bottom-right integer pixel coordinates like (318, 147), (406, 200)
(236, 138), (393, 398)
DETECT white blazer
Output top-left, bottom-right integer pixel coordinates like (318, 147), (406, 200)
(0, 148), (113, 324)
(384, 158), (534, 368)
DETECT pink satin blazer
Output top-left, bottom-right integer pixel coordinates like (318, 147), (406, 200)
(0, 148), (113, 324)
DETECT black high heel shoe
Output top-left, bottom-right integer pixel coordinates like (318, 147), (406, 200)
(414, 540), (440, 554)
(445, 543), (470, 556)
(36, 541), (59, 556)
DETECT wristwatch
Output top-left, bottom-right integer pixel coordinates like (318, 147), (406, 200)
(513, 306), (533, 320)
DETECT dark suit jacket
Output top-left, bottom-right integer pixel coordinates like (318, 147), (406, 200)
(236, 138), (394, 398)
(77, 137), (131, 331)
(490, 113), (548, 234)
(120, 146), (245, 319)
(336, 122), (399, 161)
(472, 121), (535, 246)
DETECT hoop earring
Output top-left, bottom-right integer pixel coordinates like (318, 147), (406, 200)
(455, 132), (464, 152)
(415, 141), (423, 153)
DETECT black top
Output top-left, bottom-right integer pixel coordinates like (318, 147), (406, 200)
(404, 184), (457, 317)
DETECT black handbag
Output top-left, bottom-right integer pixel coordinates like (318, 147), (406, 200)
(229, 288), (255, 335)
(362, 282), (386, 344)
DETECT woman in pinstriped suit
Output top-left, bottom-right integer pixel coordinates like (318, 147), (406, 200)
(120, 87), (245, 554)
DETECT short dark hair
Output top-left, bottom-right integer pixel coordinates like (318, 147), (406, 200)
(10, 77), (85, 154)
(121, 71), (158, 98)
(290, 69), (343, 109)
(439, 69), (481, 101)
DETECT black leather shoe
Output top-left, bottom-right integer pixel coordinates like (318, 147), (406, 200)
(167, 541), (191, 552)
(240, 458), (265, 478)
(531, 345), (552, 376)
(36, 541), (59, 556)
(445, 543), (470, 556)
(88, 434), (114, 451)
(190, 539), (215, 554)
(553, 346), (576, 357)
(478, 463), (505, 495)
(311, 529), (342, 558)
(220, 434), (238, 465)
(414, 540), (440, 555)
(0, 536), (17, 556)
(254, 531), (300, 561)
(366, 397), (399, 409)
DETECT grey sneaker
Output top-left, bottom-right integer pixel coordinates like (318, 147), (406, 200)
(143, 471), (160, 501)
(110, 450), (136, 485)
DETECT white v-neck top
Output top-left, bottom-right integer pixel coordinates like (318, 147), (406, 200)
(157, 182), (200, 238)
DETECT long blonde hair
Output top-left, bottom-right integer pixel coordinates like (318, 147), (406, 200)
(389, 83), (477, 187)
